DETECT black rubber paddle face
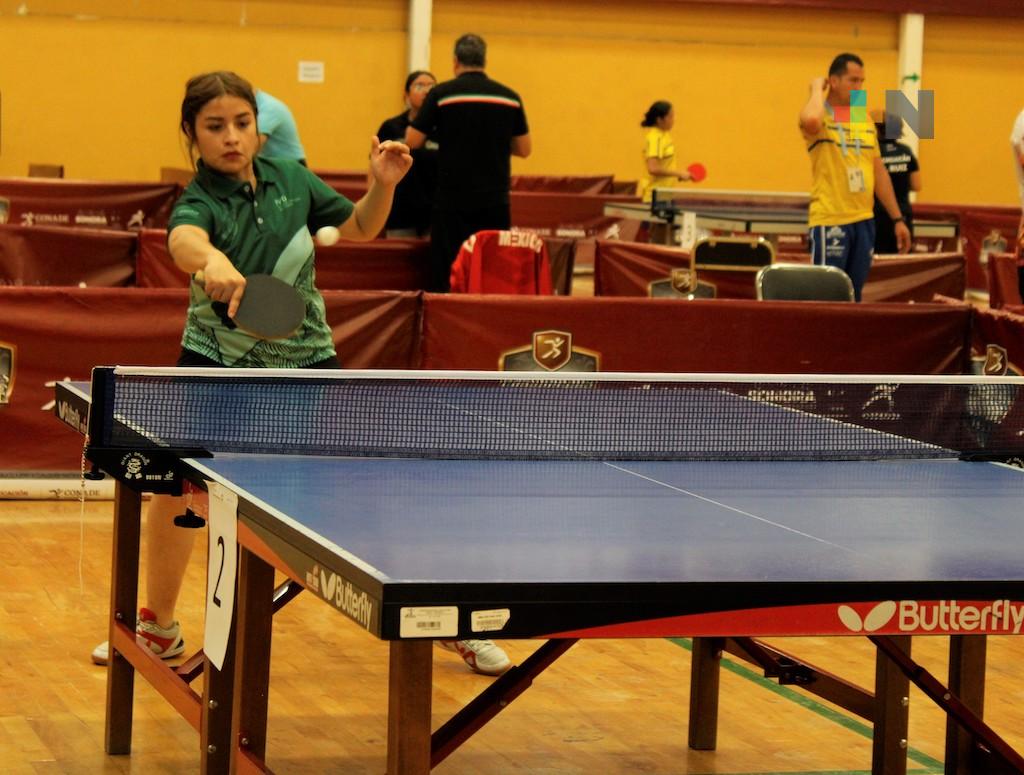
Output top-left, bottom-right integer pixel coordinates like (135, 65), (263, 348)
(210, 274), (305, 340)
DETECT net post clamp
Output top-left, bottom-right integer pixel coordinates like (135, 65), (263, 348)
(83, 446), (212, 495)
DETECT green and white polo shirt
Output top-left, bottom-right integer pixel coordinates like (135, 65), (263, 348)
(169, 157), (353, 367)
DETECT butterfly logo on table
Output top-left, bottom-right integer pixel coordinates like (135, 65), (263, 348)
(838, 601), (898, 632)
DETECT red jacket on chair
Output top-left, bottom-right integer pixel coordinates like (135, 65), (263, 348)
(449, 230), (554, 294)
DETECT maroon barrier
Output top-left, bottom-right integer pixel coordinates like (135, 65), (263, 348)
(987, 253), (1023, 309)
(510, 192), (638, 238)
(318, 172), (371, 203)
(861, 253), (965, 302)
(594, 240), (965, 302)
(0, 224), (136, 286)
(598, 199), (1012, 292)
(1, 288), (187, 471)
(134, 229), (578, 294)
(6, 284), (974, 469)
(0, 178), (180, 230)
(914, 203), (1020, 291)
(593, 240), (695, 296)
(135, 229), (178, 287)
(136, 229), (432, 291)
(972, 306), (1024, 374)
(543, 236), (576, 295)
(316, 187), (641, 239)
(316, 182), (638, 239)
(420, 294), (971, 374)
(934, 294), (1024, 374)
(311, 169), (367, 187)
(960, 209), (1020, 291)
(0, 288), (419, 470)
(314, 239), (431, 290)
(510, 175), (615, 194)
(315, 171), (626, 196)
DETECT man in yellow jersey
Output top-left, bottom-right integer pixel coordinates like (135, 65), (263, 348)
(799, 53), (910, 301)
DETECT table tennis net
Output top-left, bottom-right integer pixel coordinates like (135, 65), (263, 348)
(92, 369), (1024, 462)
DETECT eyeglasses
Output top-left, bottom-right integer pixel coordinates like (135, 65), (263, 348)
(410, 82), (435, 92)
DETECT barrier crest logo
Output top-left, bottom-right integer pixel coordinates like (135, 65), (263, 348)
(0, 342), (15, 404)
(533, 330), (572, 371)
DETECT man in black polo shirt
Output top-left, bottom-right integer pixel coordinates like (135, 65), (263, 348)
(872, 111), (920, 255)
(406, 33), (531, 291)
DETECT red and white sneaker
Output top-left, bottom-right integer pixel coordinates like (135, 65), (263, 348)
(437, 639), (511, 676)
(90, 607), (186, 666)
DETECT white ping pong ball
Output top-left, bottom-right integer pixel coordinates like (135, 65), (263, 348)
(316, 226), (340, 246)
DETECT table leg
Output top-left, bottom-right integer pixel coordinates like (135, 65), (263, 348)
(232, 545), (277, 770)
(105, 482), (141, 754)
(872, 635), (911, 775)
(387, 640), (433, 775)
(688, 637), (724, 750)
(945, 635), (986, 775)
(201, 614), (236, 773)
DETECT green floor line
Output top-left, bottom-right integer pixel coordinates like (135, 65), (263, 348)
(668, 637), (944, 774)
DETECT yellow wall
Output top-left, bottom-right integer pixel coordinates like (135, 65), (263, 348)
(2, 1), (1023, 206)
(922, 15), (1024, 206)
(432, 1), (899, 195)
(0, 0), (407, 179)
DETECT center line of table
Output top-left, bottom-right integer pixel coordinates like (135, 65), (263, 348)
(603, 461), (860, 554)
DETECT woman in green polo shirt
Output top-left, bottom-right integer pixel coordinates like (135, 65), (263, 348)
(171, 71), (411, 369)
(89, 70), (413, 663)
(93, 70), (510, 679)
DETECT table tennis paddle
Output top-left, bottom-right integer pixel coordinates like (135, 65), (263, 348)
(196, 272), (305, 340)
(687, 163), (707, 183)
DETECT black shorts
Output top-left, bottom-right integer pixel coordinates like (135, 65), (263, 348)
(176, 348), (341, 369)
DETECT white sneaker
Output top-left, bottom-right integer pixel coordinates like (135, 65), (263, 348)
(91, 608), (185, 666)
(437, 639), (511, 676)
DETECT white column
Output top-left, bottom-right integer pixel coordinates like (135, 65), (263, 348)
(896, 13), (925, 158)
(407, 0), (432, 73)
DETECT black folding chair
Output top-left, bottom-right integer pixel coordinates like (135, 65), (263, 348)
(755, 264), (854, 301)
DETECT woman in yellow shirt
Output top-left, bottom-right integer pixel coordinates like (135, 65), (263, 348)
(640, 100), (691, 202)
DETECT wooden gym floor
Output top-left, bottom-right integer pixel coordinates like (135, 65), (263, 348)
(1, 499), (1022, 774)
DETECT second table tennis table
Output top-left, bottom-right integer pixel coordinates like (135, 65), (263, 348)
(56, 368), (1024, 774)
(603, 188), (960, 249)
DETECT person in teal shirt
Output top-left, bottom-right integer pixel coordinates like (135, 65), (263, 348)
(255, 89), (307, 163)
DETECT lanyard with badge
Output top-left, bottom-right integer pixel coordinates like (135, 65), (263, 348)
(828, 104), (866, 194)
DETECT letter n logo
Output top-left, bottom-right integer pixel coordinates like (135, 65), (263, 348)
(885, 90), (934, 140)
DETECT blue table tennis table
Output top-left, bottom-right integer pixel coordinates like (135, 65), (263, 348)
(602, 187), (960, 251)
(55, 368), (1024, 775)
